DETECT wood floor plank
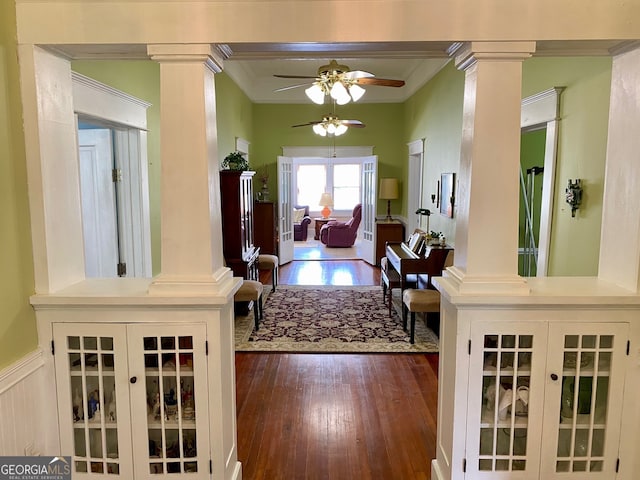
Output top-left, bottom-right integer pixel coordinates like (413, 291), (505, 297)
(242, 260), (438, 479)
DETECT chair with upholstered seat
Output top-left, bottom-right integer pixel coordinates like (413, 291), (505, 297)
(293, 205), (311, 241)
(234, 279), (263, 331)
(319, 203), (362, 247)
(402, 288), (441, 344)
(257, 254), (278, 291)
(380, 256), (417, 317)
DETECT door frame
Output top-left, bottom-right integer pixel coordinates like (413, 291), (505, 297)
(407, 138), (425, 233)
(73, 72), (153, 277)
(520, 87), (564, 277)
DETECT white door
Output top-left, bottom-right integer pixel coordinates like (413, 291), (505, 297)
(407, 151), (424, 232)
(360, 155), (377, 265)
(277, 156), (294, 265)
(78, 128), (119, 277)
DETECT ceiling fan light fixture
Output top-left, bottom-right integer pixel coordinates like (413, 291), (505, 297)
(334, 124), (348, 136)
(330, 81), (351, 105)
(312, 124), (327, 136)
(305, 84), (325, 104)
(348, 83), (366, 102)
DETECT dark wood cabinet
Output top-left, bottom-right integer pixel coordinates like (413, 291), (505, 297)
(375, 220), (405, 266)
(220, 170), (259, 279)
(253, 201), (278, 255)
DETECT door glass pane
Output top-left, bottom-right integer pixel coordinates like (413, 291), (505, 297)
(66, 335), (120, 476)
(479, 333), (532, 472)
(556, 333), (612, 473)
(143, 334), (198, 475)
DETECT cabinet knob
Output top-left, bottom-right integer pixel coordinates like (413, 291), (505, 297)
(550, 373), (558, 381)
(130, 376), (137, 384)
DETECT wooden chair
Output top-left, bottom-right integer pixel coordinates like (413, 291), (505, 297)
(257, 254), (279, 291)
(402, 288), (441, 344)
(234, 280), (264, 331)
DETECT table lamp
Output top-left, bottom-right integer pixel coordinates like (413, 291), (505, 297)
(379, 178), (399, 221)
(318, 192), (334, 219)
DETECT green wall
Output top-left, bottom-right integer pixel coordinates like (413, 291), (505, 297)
(522, 57), (612, 276)
(251, 102), (405, 217)
(0, 0), (38, 369)
(404, 61), (465, 241)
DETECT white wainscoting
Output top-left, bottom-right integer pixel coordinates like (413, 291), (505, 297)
(0, 349), (58, 456)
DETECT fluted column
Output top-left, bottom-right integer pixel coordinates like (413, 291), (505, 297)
(147, 44), (231, 295)
(447, 42), (536, 294)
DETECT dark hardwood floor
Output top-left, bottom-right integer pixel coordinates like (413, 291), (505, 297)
(236, 260), (439, 480)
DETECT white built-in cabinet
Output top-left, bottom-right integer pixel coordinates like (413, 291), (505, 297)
(465, 321), (627, 479)
(53, 323), (211, 479)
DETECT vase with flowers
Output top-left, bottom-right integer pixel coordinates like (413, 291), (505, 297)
(259, 168), (270, 201)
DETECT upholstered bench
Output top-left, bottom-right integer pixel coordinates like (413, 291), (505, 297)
(234, 280), (264, 331)
(402, 288), (441, 344)
(257, 254), (279, 291)
(380, 256), (417, 317)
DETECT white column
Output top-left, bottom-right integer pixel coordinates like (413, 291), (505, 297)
(147, 44), (231, 295)
(446, 42), (536, 295)
(598, 46), (640, 292)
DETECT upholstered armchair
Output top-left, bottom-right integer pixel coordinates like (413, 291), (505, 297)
(293, 205), (312, 241)
(319, 203), (362, 247)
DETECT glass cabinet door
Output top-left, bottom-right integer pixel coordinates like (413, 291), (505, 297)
(541, 323), (628, 479)
(466, 322), (548, 478)
(128, 324), (209, 479)
(53, 324), (134, 478)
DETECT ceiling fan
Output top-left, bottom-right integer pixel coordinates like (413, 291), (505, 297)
(274, 60), (405, 105)
(292, 114), (365, 137)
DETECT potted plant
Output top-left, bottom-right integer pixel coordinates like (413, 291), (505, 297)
(222, 151), (249, 171)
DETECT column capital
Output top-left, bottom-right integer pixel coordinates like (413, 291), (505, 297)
(147, 43), (226, 73)
(453, 41), (537, 70)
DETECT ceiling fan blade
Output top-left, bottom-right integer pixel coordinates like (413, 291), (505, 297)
(291, 121), (320, 128)
(355, 77), (405, 87)
(342, 120), (366, 128)
(344, 70), (374, 80)
(274, 74), (318, 79)
(274, 82), (313, 93)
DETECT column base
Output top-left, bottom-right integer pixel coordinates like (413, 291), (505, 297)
(443, 266), (530, 295)
(148, 267), (239, 296)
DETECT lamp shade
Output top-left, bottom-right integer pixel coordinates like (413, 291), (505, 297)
(318, 192), (334, 219)
(319, 192), (334, 207)
(379, 178), (399, 200)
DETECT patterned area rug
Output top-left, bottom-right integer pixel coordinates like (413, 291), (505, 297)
(235, 285), (439, 353)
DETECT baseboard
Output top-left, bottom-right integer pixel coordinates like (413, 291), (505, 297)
(431, 459), (445, 480)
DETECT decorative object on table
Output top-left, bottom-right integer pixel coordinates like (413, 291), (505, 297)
(379, 178), (399, 221)
(565, 178), (582, 217)
(439, 172), (455, 218)
(258, 168), (270, 201)
(415, 208), (431, 232)
(318, 192), (334, 219)
(221, 151), (249, 171)
(430, 230), (443, 245)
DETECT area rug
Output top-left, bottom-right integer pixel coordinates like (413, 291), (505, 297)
(293, 239), (360, 261)
(234, 285), (439, 353)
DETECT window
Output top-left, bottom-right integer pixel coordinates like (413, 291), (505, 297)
(294, 159), (361, 213)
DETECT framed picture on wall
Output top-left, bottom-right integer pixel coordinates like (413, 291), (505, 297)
(440, 173), (455, 218)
